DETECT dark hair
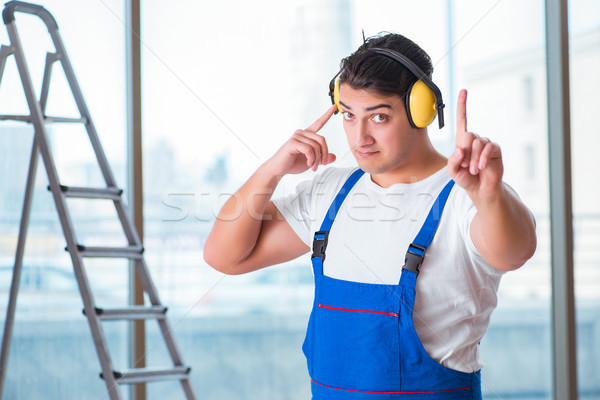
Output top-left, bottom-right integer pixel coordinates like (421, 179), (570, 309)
(339, 32), (433, 100)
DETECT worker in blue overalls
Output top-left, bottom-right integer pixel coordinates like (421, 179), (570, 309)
(204, 32), (537, 399)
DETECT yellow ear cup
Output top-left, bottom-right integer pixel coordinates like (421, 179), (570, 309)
(407, 80), (437, 128)
(334, 76), (342, 113)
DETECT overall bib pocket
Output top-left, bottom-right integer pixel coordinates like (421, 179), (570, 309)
(310, 301), (401, 392)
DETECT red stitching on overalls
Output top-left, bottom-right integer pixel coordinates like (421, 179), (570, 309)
(318, 304), (399, 317)
(311, 378), (472, 394)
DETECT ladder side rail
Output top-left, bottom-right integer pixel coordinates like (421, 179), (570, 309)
(0, 45), (14, 84)
(48, 29), (141, 246)
(134, 258), (194, 388)
(112, 195), (143, 249)
(138, 258), (188, 369)
(38, 52), (59, 113)
(154, 316), (198, 399)
(48, 30), (119, 189)
(181, 379), (197, 399)
(4, 20), (122, 400)
(156, 318), (186, 367)
(0, 139), (38, 397)
(135, 259), (162, 305)
(127, 234), (198, 398)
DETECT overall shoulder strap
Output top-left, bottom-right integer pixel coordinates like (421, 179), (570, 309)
(403, 180), (455, 275)
(311, 169), (365, 261)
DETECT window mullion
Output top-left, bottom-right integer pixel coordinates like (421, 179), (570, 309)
(545, 0), (578, 399)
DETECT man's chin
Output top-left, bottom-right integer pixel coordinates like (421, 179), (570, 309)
(354, 159), (384, 175)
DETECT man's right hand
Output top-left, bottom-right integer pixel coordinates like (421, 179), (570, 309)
(204, 105), (337, 274)
(265, 105), (337, 176)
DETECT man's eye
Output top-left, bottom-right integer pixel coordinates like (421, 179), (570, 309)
(372, 114), (388, 123)
(342, 111), (355, 120)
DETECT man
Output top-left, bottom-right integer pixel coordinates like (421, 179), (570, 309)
(204, 33), (536, 399)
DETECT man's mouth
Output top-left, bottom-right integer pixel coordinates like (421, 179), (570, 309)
(356, 149), (379, 157)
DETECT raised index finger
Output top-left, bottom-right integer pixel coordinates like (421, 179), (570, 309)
(456, 89), (468, 145)
(306, 104), (337, 133)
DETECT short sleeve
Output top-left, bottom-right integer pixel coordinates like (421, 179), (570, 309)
(273, 178), (316, 247)
(272, 167), (357, 248)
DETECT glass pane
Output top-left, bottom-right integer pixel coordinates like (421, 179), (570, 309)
(569, 1), (600, 398)
(141, 2), (324, 397)
(142, 1), (550, 399)
(0, 1), (127, 399)
(452, 1), (552, 398)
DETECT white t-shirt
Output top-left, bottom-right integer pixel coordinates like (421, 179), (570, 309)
(273, 166), (506, 373)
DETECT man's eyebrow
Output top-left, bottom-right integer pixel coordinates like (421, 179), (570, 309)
(365, 103), (392, 111)
(338, 100), (392, 112)
(339, 100), (352, 110)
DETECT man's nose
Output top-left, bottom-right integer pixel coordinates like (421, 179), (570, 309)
(354, 120), (374, 147)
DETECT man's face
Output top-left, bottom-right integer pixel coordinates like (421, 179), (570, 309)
(338, 83), (420, 179)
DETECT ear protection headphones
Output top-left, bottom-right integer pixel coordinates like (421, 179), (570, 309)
(328, 47), (445, 129)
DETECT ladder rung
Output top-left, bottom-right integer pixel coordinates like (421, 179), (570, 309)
(73, 244), (144, 259)
(0, 114), (86, 124)
(44, 115), (87, 124)
(0, 114), (31, 122)
(51, 184), (123, 200)
(86, 306), (168, 320)
(101, 366), (191, 384)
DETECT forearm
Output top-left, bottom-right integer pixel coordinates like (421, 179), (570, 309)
(203, 162), (281, 273)
(469, 184), (537, 271)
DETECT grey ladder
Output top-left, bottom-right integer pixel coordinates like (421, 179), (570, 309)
(0, 2), (196, 399)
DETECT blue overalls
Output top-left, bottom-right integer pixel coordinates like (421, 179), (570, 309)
(303, 169), (482, 399)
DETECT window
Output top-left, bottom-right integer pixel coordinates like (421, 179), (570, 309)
(452, 1), (551, 398)
(569, 0), (600, 397)
(142, 1), (551, 399)
(0, 1), (127, 398)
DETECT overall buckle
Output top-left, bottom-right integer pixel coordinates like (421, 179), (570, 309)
(311, 231), (329, 261)
(403, 243), (426, 274)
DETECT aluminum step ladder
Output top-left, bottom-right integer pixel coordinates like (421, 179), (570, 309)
(0, 2), (196, 399)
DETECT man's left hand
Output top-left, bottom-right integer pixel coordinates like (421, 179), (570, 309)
(447, 89), (503, 200)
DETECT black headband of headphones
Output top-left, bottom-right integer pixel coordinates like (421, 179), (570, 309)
(328, 47), (445, 129)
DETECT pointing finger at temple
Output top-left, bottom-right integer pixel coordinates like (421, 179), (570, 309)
(306, 105), (337, 133)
